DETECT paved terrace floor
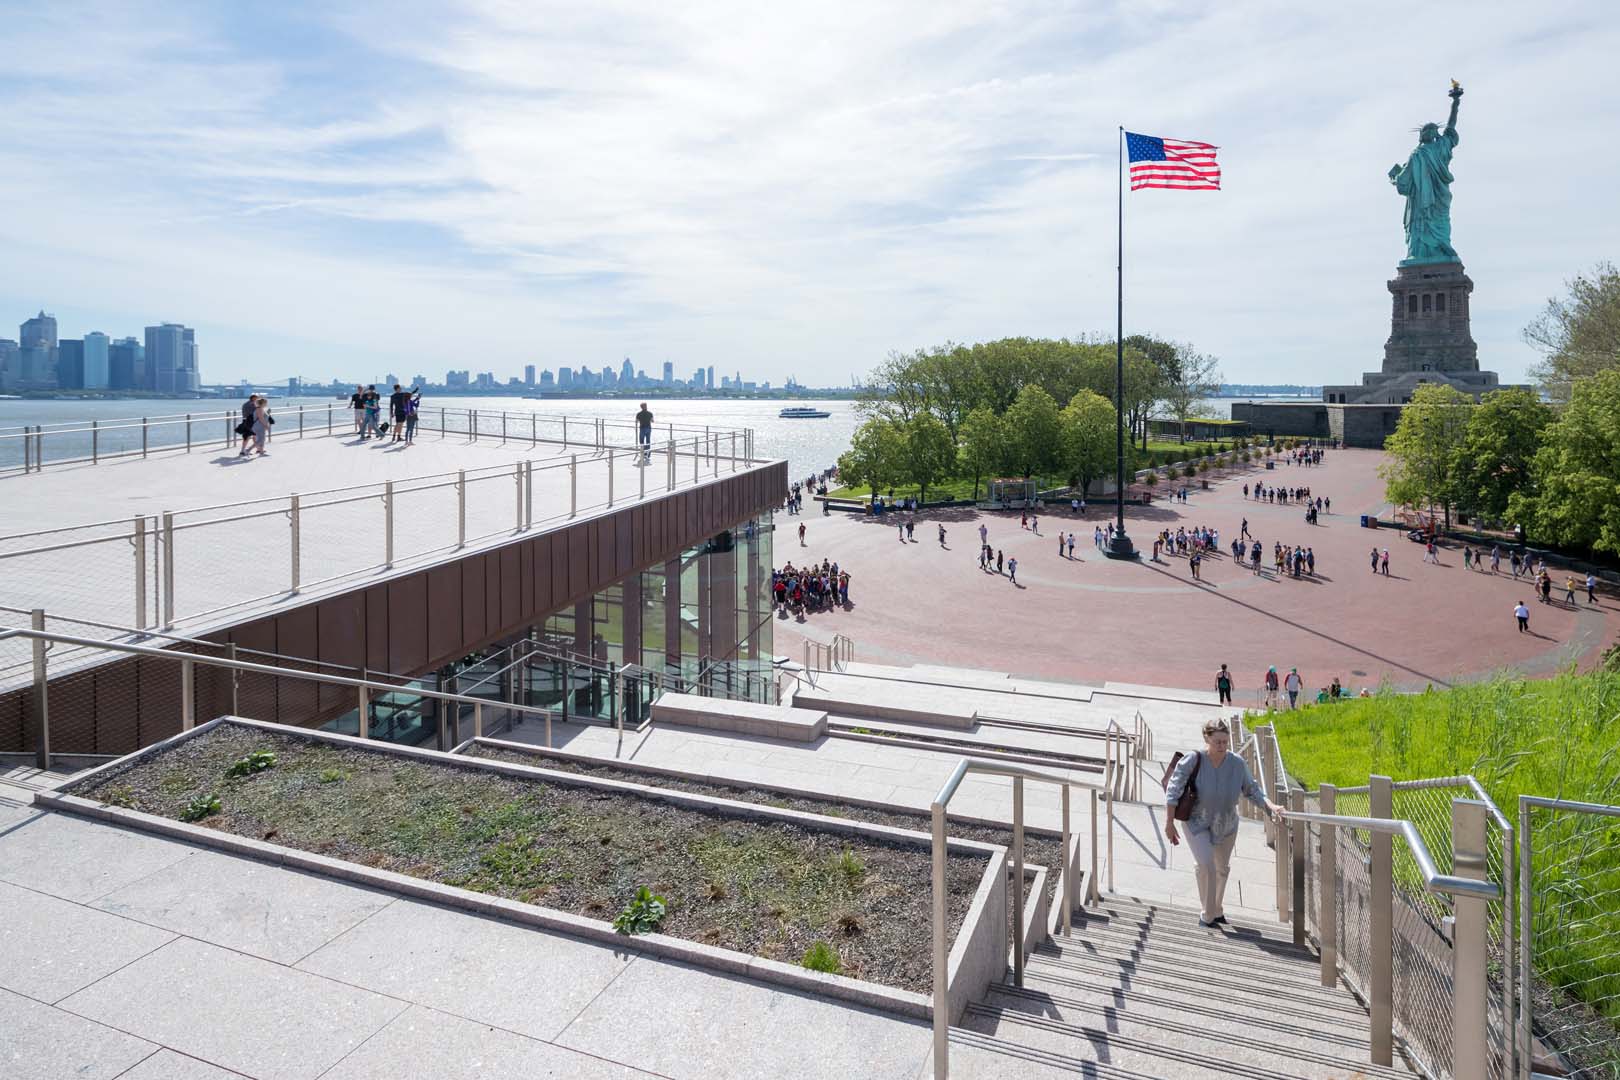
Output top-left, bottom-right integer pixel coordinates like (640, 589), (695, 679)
(779, 449), (1616, 694)
(0, 427), (759, 680)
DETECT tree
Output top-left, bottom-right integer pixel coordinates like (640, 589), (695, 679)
(1511, 368), (1620, 556)
(1160, 346), (1222, 442)
(836, 417), (905, 503)
(956, 406), (1006, 500)
(1379, 384), (1472, 527)
(1523, 262), (1620, 400)
(1448, 388), (1552, 524)
(902, 413), (956, 504)
(1003, 385), (1062, 479)
(1059, 390), (1117, 497)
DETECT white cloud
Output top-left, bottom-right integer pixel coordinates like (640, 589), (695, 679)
(0, 0), (1615, 386)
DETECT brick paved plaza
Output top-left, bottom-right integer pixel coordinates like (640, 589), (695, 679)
(778, 449), (1616, 698)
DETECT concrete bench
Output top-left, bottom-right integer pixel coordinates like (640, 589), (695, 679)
(651, 693), (828, 742)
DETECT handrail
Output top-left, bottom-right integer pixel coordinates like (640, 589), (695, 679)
(1285, 809), (1500, 901)
(930, 756), (1110, 1080)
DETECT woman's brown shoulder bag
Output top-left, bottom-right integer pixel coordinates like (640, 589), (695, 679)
(1161, 751), (1201, 821)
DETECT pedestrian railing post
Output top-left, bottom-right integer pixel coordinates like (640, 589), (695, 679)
(1319, 784), (1338, 987)
(1369, 774), (1395, 1067)
(501, 412), (507, 445)
(327, 404), (332, 435)
(525, 461), (534, 529)
(289, 495), (302, 594)
(569, 455), (577, 517)
(92, 419), (99, 463)
(142, 417), (148, 458)
(1088, 789), (1101, 904)
(180, 657), (195, 731)
(514, 463), (523, 530)
(30, 608), (50, 770)
(639, 448), (646, 499)
(692, 437), (699, 483)
(161, 512), (176, 628)
(667, 440), (675, 491)
(457, 470), (466, 548)
(930, 800), (949, 1080)
(1013, 774), (1026, 986)
(1451, 798), (1491, 1080)
(1061, 784), (1073, 938)
(607, 448), (615, 507)
(731, 431), (737, 471)
(132, 515), (147, 628)
(23, 425), (31, 472)
(562, 416), (567, 446)
(1291, 787), (1307, 946)
(227, 643), (239, 715)
(474, 701), (484, 739)
(384, 480), (395, 568)
(185, 413), (192, 453)
(299, 406), (305, 439)
(357, 685), (370, 740)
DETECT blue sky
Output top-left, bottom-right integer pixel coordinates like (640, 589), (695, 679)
(1, 1), (1615, 387)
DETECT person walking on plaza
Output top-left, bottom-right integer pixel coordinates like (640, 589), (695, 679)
(996, 550), (1004, 574)
(1515, 600), (1530, 633)
(635, 402), (654, 461)
(362, 386), (381, 439)
(1165, 718), (1284, 928)
(1381, 549), (1390, 575)
(1510, 550), (1522, 578)
(1189, 550), (1202, 581)
(1491, 545), (1502, 573)
(403, 389), (421, 444)
(1058, 532), (1066, 558)
(350, 385), (366, 434)
(938, 523), (947, 548)
(1424, 538), (1440, 564)
(237, 394), (258, 455)
(1588, 573), (1599, 605)
(1263, 666), (1279, 710)
(1007, 556), (1018, 584)
(1370, 547), (1379, 574)
(1067, 532), (1076, 559)
(979, 522), (988, 548)
(798, 522), (806, 546)
(251, 395), (271, 456)
(389, 384), (411, 442)
(1565, 577), (1577, 606)
(1215, 664), (1233, 705)
(1463, 547), (1472, 571)
(1283, 667), (1303, 709)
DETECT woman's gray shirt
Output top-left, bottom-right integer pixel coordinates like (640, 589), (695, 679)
(1165, 751), (1269, 842)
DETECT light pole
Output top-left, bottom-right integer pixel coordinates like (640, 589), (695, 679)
(1106, 126), (1138, 561)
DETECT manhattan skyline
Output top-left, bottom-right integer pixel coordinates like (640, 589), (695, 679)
(1, 4), (1615, 387)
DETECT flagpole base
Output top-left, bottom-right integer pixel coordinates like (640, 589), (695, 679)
(1104, 534), (1140, 561)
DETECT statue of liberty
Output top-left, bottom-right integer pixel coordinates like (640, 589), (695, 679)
(1388, 82), (1463, 265)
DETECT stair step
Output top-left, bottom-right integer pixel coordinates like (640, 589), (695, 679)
(1015, 962), (1366, 1025)
(1023, 953), (1364, 1015)
(963, 1003), (1413, 1080)
(992, 976), (1370, 1037)
(1041, 936), (1330, 993)
(1073, 907), (1313, 955)
(939, 1028), (1173, 1079)
(1059, 920), (1321, 969)
(982, 983), (1377, 1056)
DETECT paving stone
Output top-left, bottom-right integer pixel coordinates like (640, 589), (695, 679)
(118, 1048), (249, 1079)
(558, 956), (931, 1080)
(297, 898), (634, 1042)
(323, 1005), (656, 1079)
(59, 937), (406, 1080)
(0, 810), (192, 902)
(0, 879), (176, 1002)
(91, 850), (394, 963)
(0, 985), (157, 1080)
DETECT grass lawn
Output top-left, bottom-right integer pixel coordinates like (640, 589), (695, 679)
(825, 474), (1068, 503)
(1269, 670), (1620, 1051)
(76, 723), (989, 991)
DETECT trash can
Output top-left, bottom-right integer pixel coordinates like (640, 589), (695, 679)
(1265, 461), (1275, 470)
(1359, 514), (1369, 528)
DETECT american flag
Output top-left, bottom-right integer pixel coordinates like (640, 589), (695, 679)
(1125, 132), (1220, 191)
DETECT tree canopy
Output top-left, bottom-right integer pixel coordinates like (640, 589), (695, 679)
(1449, 388), (1552, 524)
(1523, 262), (1620, 400)
(1379, 383), (1473, 525)
(1510, 368), (1620, 555)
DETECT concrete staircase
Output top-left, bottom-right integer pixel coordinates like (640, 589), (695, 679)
(949, 895), (1415, 1078)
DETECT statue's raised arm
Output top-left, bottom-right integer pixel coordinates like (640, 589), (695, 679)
(1444, 80), (1462, 143)
(1390, 81), (1463, 265)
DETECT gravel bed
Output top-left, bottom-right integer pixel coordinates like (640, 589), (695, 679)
(72, 724), (989, 994)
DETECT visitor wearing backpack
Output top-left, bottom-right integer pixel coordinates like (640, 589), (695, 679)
(1164, 718), (1283, 928)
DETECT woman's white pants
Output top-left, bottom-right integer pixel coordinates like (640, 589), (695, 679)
(1186, 828), (1238, 922)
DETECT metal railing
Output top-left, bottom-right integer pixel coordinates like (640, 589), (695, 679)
(930, 754), (1112, 1079)
(0, 404), (759, 476)
(0, 417), (756, 641)
(1519, 796), (1620, 1080)
(801, 633), (855, 686)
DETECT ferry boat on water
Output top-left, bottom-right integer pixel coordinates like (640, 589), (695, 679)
(778, 406), (831, 419)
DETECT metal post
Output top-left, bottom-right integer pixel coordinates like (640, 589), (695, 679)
(457, 469), (466, 548)
(186, 413), (191, 453)
(1061, 784), (1073, 937)
(30, 608), (50, 769)
(1452, 799), (1490, 1080)
(1088, 789), (1101, 904)
(1319, 784), (1338, 987)
(225, 412), (231, 448)
(562, 416), (568, 446)
(299, 407), (305, 439)
(525, 461), (533, 529)
(228, 641), (239, 718)
(1369, 774), (1394, 1067)
(713, 432), (720, 477)
(180, 657), (195, 731)
(1519, 802), (1534, 1080)
(1013, 774), (1025, 986)
(501, 413), (507, 445)
(161, 512), (176, 628)
(92, 419), (99, 463)
(692, 437), (699, 483)
(668, 440), (675, 491)
(474, 701), (484, 739)
(384, 480), (395, 568)
(1291, 787), (1307, 945)
(357, 685), (370, 740)
(731, 431), (737, 471)
(23, 425), (31, 472)
(327, 404), (332, 435)
(607, 448), (615, 507)
(531, 413), (537, 446)
(142, 417), (148, 457)
(514, 463), (523, 529)
(289, 495), (301, 594)
(639, 448), (646, 499)
(931, 800), (949, 1080)
(133, 515), (147, 628)
(570, 455), (577, 517)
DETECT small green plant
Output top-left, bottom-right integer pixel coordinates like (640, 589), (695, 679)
(226, 750), (277, 778)
(834, 848), (865, 883)
(1142, 471), (1158, 488)
(612, 885), (667, 935)
(101, 786), (137, 809)
(801, 941), (842, 974)
(318, 767), (347, 784)
(180, 793), (221, 822)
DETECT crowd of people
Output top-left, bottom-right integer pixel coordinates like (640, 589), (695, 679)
(773, 560), (850, 613)
(348, 383), (422, 444)
(1244, 481), (1328, 515)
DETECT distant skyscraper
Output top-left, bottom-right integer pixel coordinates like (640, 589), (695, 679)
(57, 340), (85, 389)
(82, 331), (109, 389)
(720, 375), (731, 390)
(540, 370), (554, 388)
(706, 365), (715, 391)
(108, 337), (143, 390)
(144, 323), (199, 393)
(0, 339), (17, 391)
(558, 367), (573, 387)
(446, 369), (470, 388)
(601, 365), (615, 385)
(662, 360), (673, 385)
(524, 364), (536, 386)
(620, 357), (635, 385)
(20, 310), (57, 351)
(19, 311), (58, 388)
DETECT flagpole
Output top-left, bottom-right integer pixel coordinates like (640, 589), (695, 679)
(1107, 125), (1137, 560)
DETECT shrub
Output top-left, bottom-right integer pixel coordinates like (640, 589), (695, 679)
(834, 848), (865, 883)
(226, 750), (277, 778)
(801, 941), (843, 974)
(1142, 471), (1158, 487)
(612, 885), (668, 935)
(318, 768), (347, 784)
(180, 793), (221, 822)
(1241, 451), (1251, 463)
(1197, 461), (1210, 473)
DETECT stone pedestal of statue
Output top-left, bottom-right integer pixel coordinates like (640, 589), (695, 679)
(1382, 261), (1478, 376)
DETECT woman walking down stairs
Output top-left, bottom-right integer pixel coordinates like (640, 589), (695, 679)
(944, 895), (1419, 1078)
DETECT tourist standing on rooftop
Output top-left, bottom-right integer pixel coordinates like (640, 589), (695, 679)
(389, 384), (410, 443)
(1215, 664), (1233, 705)
(237, 394), (257, 456)
(1165, 718), (1283, 928)
(404, 388), (421, 444)
(251, 395), (270, 456)
(635, 402), (653, 459)
(1283, 667), (1303, 708)
(350, 385), (365, 434)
